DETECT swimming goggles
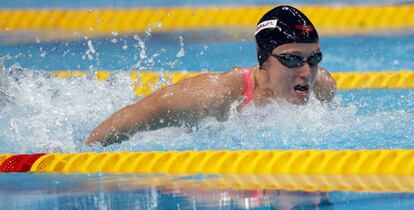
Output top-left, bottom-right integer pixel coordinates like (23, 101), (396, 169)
(271, 52), (322, 68)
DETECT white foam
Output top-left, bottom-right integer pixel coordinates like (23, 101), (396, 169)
(0, 66), (412, 153)
(0, 66), (135, 153)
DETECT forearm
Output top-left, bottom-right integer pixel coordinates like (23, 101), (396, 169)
(86, 102), (159, 146)
(313, 68), (337, 102)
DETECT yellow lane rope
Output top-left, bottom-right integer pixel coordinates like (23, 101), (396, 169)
(0, 154), (11, 166)
(49, 70), (414, 96)
(17, 150), (414, 192)
(0, 5), (414, 36)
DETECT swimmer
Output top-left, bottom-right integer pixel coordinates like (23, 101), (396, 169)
(86, 5), (337, 146)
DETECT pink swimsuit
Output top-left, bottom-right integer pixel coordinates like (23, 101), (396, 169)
(240, 67), (254, 107)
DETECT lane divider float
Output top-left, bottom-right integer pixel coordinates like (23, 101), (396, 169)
(1, 5), (414, 36)
(2, 150), (414, 192)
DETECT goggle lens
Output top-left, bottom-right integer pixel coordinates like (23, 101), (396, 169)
(273, 52), (322, 68)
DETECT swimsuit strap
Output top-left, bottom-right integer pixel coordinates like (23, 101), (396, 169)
(241, 67), (254, 107)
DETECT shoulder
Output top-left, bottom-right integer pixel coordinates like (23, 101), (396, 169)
(219, 67), (250, 95)
(189, 67), (244, 90)
(316, 67), (336, 86)
(314, 67), (337, 102)
(188, 67), (248, 105)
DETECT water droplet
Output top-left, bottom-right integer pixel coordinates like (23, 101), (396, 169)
(145, 26), (152, 36)
(85, 40), (96, 60)
(176, 36), (185, 58)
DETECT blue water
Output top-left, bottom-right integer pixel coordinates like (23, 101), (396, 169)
(1, 1), (414, 209)
(0, 33), (413, 153)
(1, 173), (414, 210)
(1, 33), (413, 72)
(0, 32), (413, 208)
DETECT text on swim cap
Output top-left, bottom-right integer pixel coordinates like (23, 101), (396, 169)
(255, 20), (278, 35)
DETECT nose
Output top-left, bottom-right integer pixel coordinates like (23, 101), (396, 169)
(297, 63), (313, 79)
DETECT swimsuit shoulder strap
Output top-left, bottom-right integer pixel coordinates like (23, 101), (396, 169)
(240, 67), (254, 107)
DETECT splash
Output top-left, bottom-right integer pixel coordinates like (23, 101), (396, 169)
(0, 66), (136, 153)
(110, 96), (411, 151)
(0, 38), (413, 155)
(0, 66), (413, 153)
(176, 36), (185, 58)
(129, 34), (166, 70)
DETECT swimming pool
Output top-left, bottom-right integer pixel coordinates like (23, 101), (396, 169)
(0, 34), (413, 153)
(1, 1), (414, 210)
(2, 172), (414, 210)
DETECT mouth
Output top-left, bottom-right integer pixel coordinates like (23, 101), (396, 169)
(293, 84), (310, 96)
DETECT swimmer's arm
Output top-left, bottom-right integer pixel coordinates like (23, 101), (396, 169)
(86, 72), (238, 146)
(313, 67), (337, 102)
(85, 92), (168, 146)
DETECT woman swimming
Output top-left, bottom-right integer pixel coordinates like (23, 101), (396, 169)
(86, 5), (337, 146)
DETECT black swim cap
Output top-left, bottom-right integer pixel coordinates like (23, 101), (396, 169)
(255, 5), (319, 66)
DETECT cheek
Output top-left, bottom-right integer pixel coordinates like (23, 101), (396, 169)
(267, 60), (295, 88)
(311, 67), (319, 80)
(270, 69), (294, 87)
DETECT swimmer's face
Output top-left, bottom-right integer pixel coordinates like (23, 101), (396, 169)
(262, 43), (320, 105)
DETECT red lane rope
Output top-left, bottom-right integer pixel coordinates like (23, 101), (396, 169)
(0, 154), (46, 172)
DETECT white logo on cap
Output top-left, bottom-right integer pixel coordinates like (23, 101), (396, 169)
(255, 19), (278, 35)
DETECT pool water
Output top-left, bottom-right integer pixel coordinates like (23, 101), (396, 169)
(0, 33), (413, 154)
(2, 173), (414, 210)
(0, 1), (414, 209)
(1, 33), (414, 72)
(0, 32), (413, 209)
